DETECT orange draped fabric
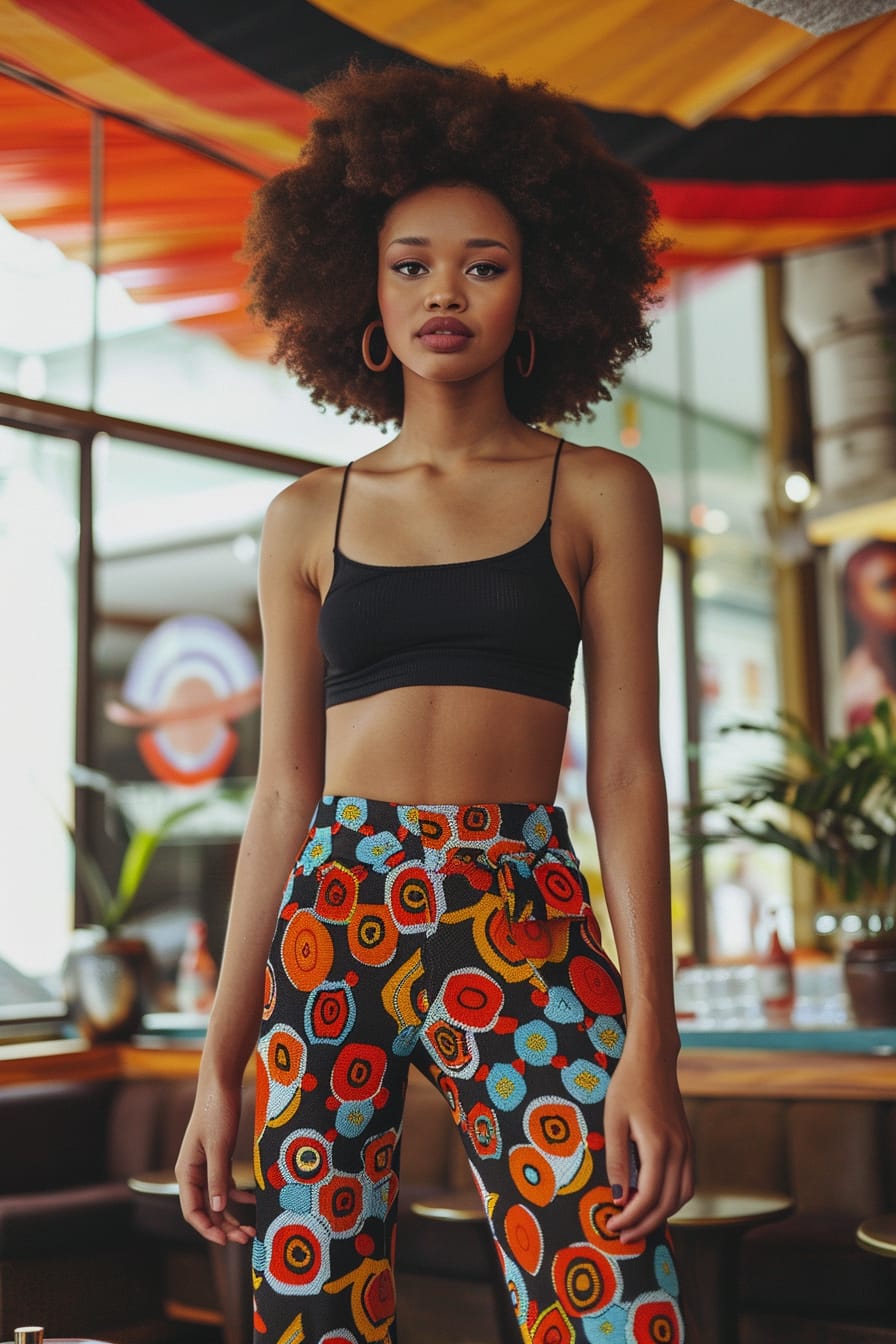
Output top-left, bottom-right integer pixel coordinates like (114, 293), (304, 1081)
(1, 0), (893, 352)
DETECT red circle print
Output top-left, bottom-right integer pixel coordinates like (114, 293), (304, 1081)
(331, 1042), (388, 1101)
(269, 1222), (323, 1289)
(568, 955), (623, 1015)
(316, 864), (359, 921)
(631, 1293), (682, 1343)
(443, 969), (504, 1029)
(535, 861), (587, 915)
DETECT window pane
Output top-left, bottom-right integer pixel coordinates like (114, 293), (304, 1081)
(90, 437), (294, 989)
(696, 547), (788, 955)
(96, 122), (382, 463)
(563, 262), (780, 957)
(0, 428), (79, 978)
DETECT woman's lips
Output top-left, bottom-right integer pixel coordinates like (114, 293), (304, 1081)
(418, 331), (472, 352)
(416, 317), (473, 353)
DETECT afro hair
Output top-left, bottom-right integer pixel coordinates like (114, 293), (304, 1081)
(242, 61), (666, 427)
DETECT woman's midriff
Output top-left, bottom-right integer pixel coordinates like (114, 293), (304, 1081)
(323, 683), (570, 802)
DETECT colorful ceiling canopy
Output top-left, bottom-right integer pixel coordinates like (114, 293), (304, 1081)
(1, 0), (894, 351)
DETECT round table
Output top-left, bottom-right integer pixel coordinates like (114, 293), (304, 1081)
(3, 1338), (117, 1344)
(409, 1191), (492, 1223)
(128, 1162), (255, 1198)
(856, 1213), (896, 1259)
(668, 1191), (795, 1344)
(127, 1165), (255, 1344)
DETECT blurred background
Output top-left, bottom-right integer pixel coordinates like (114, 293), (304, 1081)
(0, 0), (895, 1021)
(3, 7), (896, 1344)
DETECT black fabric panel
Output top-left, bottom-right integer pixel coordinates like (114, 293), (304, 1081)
(146, 0), (426, 92)
(596, 110), (896, 180)
(146, 0), (896, 183)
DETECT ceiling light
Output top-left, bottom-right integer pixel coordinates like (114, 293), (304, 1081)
(775, 461), (819, 511)
(783, 470), (815, 506)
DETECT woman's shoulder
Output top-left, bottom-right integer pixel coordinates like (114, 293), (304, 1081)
(261, 463), (349, 586)
(561, 441), (659, 521)
(264, 462), (347, 533)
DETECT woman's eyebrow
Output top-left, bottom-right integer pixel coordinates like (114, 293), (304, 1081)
(466, 238), (511, 251)
(386, 236), (511, 251)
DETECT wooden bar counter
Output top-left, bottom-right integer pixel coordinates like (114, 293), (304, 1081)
(677, 1025), (896, 1100)
(1, 1025), (894, 1097)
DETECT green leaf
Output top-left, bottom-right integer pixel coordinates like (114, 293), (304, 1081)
(106, 795), (226, 929)
(47, 797), (114, 923)
(74, 845), (116, 925)
(688, 702), (896, 898)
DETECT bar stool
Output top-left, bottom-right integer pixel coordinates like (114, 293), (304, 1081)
(856, 1214), (896, 1259)
(669, 1190), (794, 1344)
(128, 1164), (254, 1344)
(407, 1191), (521, 1344)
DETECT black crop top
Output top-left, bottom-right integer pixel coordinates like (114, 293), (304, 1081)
(318, 437), (581, 708)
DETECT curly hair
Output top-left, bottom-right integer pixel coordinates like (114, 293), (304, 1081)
(242, 61), (666, 427)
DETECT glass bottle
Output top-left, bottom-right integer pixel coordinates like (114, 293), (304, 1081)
(757, 906), (795, 1025)
(175, 917), (217, 1014)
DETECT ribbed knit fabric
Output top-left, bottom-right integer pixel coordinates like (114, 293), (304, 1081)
(318, 441), (581, 709)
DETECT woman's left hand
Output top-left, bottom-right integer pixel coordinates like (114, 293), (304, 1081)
(602, 1044), (694, 1243)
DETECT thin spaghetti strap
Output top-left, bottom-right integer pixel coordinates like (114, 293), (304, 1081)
(333, 462), (353, 552)
(545, 438), (565, 522)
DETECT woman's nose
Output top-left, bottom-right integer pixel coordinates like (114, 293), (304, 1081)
(424, 285), (464, 311)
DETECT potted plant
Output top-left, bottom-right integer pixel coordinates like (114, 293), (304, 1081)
(62, 767), (250, 1041)
(686, 698), (896, 1026)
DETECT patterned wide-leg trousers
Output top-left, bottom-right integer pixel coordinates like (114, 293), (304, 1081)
(253, 796), (685, 1344)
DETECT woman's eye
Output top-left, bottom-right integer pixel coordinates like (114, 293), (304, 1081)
(393, 261), (427, 277)
(468, 262), (503, 278)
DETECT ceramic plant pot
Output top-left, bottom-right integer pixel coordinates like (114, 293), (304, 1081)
(64, 928), (155, 1041)
(843, 933), (896, 1027)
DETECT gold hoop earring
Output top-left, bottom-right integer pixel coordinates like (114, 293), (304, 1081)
(362, 320), (394, 372)
(515, 328), (535, 379)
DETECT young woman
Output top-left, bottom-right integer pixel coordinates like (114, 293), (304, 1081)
(176, 61), (694, 1344)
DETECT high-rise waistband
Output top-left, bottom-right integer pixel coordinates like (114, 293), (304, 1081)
(309, 795), (572, 854)
(295, 796), (589, 924)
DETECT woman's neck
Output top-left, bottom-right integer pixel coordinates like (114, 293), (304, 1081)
(395, 364), (528, 463)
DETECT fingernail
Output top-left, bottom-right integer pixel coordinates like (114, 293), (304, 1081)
(612, 1184), (624, 1202)
(211, 1195), (224, 1212)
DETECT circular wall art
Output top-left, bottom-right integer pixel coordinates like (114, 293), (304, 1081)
(106, 614), (261, 784)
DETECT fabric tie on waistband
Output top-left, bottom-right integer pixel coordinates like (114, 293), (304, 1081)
(484, 846), (591, 923)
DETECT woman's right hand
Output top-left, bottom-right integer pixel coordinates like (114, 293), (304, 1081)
(175, 1080), (256, 1245)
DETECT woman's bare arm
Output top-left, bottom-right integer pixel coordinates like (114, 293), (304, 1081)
(576, 448), (694, 1241)
(175, 472), (328, 1244)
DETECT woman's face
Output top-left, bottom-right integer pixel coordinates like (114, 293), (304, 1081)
(376, 183), (523, 387)
(846, 542), (896, 636)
